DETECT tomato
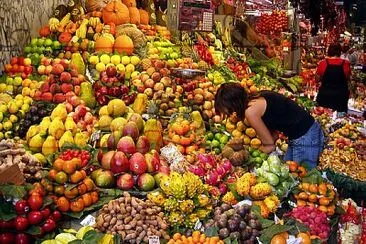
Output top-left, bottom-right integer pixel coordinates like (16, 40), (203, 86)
(15, 216), (29, 231)
(27, 211), (43, 225)
(15, 233), (31, 244)
(0, 233), (15, 244)
(51, 210), (62, 222)
(40, 207), (51, 219)
(15, 200), (30, 214)
(28, 194), (43, 211)
(0, 219), (15, 229)
(42, 218), (56, 232)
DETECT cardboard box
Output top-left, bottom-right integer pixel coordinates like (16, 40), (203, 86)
(0, 164), (25, 185)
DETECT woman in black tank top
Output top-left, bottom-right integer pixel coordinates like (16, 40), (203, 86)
(215, 83), (324, 168)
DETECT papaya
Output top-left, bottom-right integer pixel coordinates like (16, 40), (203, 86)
(143, 119), (163, 150)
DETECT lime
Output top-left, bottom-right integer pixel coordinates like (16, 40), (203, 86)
(259, 152), (268, 160)
(214, 133), (223, 141)
(206, 132), (214, 141)
(211, 139), (220, 148)
(255, 157), (263, 164)
(248, 147), (254, 154)
(251, 150), (260, 157)
(214, 148), (221, 155)
(219, 143), (226, 150)
(219, 134), (229, 144)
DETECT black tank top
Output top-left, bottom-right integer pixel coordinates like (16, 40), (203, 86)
(259, 91), (315, 139)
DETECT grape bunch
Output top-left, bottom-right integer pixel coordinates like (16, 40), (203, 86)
(16, 102), (54, 138)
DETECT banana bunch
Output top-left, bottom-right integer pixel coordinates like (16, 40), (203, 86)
(57, 13), (71, 32)
(75, 19), (89, 39)
(222, 27), (232, 47)
(88, 17), (101, 29)
(48, 18), (60, 32)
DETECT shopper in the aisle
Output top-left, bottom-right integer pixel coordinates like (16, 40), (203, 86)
(316, 43), (351, 112)
(215, 83), (324, 168)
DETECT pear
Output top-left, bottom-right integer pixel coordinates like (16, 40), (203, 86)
(74, 132), (89, 147)
(50, 104), (68, 122)
(65, 117), (77, 134)
(59, 131), (74, 149)
(39, 117), (51, 133)
(49, 117), (65, 139)
(42, 135), (58, 156)
(99, 133), (110, 149)
(29, 133), (46, 153)
(26, 125), (40, 142)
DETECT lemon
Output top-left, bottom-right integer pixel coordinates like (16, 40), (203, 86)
(15, 99), (24, 108)
(21, 104), (30, 112)
(3, 121), (12, 130)
(116, 64), (125, 72)
(125, 64), (135, 73)
(110, 55), (121, 65)
(23, 97), (32, 104)
(0, 83), (6, 92)
(9, 115), (18, 123)
(15, 94), (23, 100)
(0, 123), (3, 131)
(89, 55), (99, 65)
(95, 62), (106, 72)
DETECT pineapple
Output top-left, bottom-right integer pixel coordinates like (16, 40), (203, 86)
(264, 195), (280, 212)
(179, 200), (194, 213)
(181, 45), (193, 58)
(222, 192), (238, 205)
(250, 183), (273, 199)
(163, 197), (179, 211)
(184, 213), (199, 228)
(147, 191), (166, 206)
(183, 172), (204, 198)
(236, 178), (251, 197)
(146, 100), (160, 117)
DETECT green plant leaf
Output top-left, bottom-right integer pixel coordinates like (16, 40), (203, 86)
(69, 240), (83, 244)
(25, 225), (42, 235)
(259, 224), (293, 243)
(82, 230), (104, 242)
(0, 184), (28, 199)
(223, 237), (231, 244)
(204, 226), (218, 237)
(0, 200), (17, 221)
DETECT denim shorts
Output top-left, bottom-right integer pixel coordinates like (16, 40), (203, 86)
(284, 121), (325, 168)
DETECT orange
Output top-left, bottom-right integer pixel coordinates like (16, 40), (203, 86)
(70, 171), (85, 184)
(309, 184), (318, 194)
(192, 231), (200, 240)
(297, 166), (307, 177)
(54, 185), (65, 196)
(83, 178), (95, 191)
(297, 200), (307, 207)
(318, 205), (328, 213)
(199, 234), (206, 243)
(319, 197), (330, 206)
(172, 134), (180, 144)
(270, 234), (287, 244)
(70, 198), (85, 212)
(176, 145), (185, 154)
(55, 171), (68, 184)
(249, 85), (258, 93)
(173, 233), (182, 241)
(53, 158), (65, 171)
(327, 206), (335, 216)
(64, 187), (79, 199)
(70, 158), (82, 169)
(48, 169), (58, 181)
(245, 128), (257, 138)
(77, 183), (88, 195)
(179, 136), (192, 146)
(298, 192), (309, 200)
(318, 183), (328, 195)
(168, 240), (175, 244)
(56, 196), (70, 212)
(307, 202), (315, 207)
(81, 193), (93, 207)
(294, 194), (300, 200)
(301, 182), (310, 192)
(279, 232), (289, 240)
(308, 194), (318, 203)
(287, 161), (298, 172)
(90, 191), (99, 203)
(186, 145), (198, 154)
(250, 138), (261, 149)
(63, 160), (77, 175)
(297, 233), (311, 244)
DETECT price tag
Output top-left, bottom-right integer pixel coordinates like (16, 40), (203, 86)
(234, 200), (252, 208)
(89, 130), (102, 147)
(223, 131), (231, 137)
(148, 235), (160, 244)
(283, 47), (289, 52)
(80, 214), (96, 226)
(194, 219), (203, 231)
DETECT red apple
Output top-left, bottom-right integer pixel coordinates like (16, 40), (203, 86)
(129, 152), (147, 175)
(122, 122), (139, 140)
(61, 83), (73, 93)
(137, 173), (156, 191)
(37, 65), (46, 75)
(60, 72), (72, 83)
(117, 136), (136, 154)
(49, 83), (61, 94)
(10, 57), (18, 65)
(144, 78), (155, 88)
(110, 151), (129, 174)
(136, 136), (150, 154)
(116, 173), (134, 190)
(151, 72), (161, 82)
(52, 63), (64, 75)
(158, 165), (170, 175)
(40, 82), (50, 92)
(100, 151), (115, 170)
(145, 152), (160, 173)
(70, 69), (78, 77)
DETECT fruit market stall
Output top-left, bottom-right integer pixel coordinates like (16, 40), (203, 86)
(0, 0), (365, 243)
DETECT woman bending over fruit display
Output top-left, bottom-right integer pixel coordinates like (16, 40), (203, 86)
(215, 83), (324, 168)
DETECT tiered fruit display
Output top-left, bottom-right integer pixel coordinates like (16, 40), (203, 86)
(95, 192), (170, 242)
(287, 206), (331, 240)
(165, 112), (205, 157)
(0, 94), (33, 139)
(255, 155), (295, 198)
(24, 38), (63, 64)
(189, 154), (233, 189)
(147, 39), (181, 60)
(46, 149), (99, 213)
(0, 184), (62, 242)
(295, 181), (337, 216)
(226, 57), (250, 80)
(203, 203), (262, 241)
(3, 57), (34, 79)
(246, 147), (268, 167)
(168, 231), (224, 244)
(224, 118), (262, 149)
(148, 172), (213, 229)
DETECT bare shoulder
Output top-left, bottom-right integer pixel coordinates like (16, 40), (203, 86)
(246, 97), (266, 116)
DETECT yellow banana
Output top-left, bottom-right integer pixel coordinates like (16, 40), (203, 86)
(48, 18), (60, 31)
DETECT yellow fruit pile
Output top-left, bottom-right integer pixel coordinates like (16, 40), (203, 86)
(168, 231), (224, 244)
(224, 118), (262, 149)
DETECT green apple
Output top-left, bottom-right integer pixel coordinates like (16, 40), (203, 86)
(116, 64), (125, 72)
(52, 40), (62, 50)
(13, 77), (23, 86)
(24, 46), (32, 54)
(37, 38), (45, 46)
(38, 46), (45, 54)
(6, 77), (13, 85)
(30, 38), (38, 47)
(0, 104), (7, 113)
(130, 56), (140, 65)
(0, 84), (6, 93)
(44, 38), (53, 47)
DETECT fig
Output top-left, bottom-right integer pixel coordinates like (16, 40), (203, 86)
(241, 230), (251, 240)
(217, 218), (228, 228)
(228, 219), (238, 232)
(239, 221), (247, 229)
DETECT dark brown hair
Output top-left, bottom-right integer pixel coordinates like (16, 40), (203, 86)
(327, 43), (342, 57)
(215, 82), (250, 120)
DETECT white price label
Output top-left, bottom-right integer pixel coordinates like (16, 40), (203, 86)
(148, 235), (160, 244)
(80, 215), (96, 226)
(194, 219), (203, 231)
(283, 47), (289, 51)
(234, 200), (252, 208)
